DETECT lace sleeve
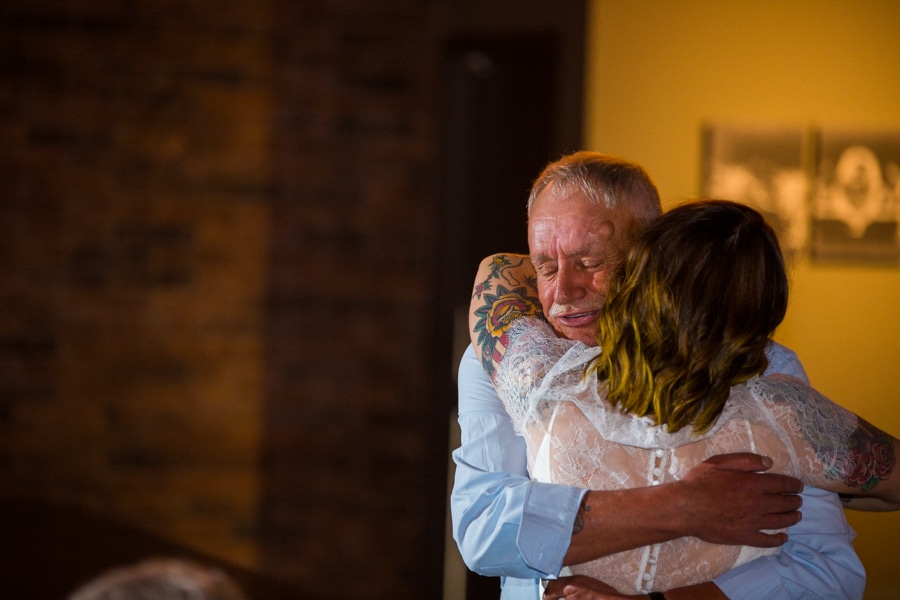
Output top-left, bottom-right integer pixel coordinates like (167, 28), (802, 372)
(493, 318), (578, 436)
(753, 375), (860, 489)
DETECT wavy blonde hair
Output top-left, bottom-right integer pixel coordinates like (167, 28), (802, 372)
(588, 200), (789, 433)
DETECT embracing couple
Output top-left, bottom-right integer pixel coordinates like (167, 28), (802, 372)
(451, 151), (898, 600)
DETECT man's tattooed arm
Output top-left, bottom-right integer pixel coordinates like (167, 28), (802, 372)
(572, 496), (590, 535)
(468, 254), (544, 381)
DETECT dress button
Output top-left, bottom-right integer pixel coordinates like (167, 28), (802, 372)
(652, 468), (663, 477)
(643, 573), (652, 581)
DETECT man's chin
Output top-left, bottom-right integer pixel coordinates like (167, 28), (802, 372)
(563, 331), (598, 346)
(550, 321), (598, 347)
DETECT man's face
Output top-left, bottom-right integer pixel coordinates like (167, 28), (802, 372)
(528, 185), (637, 346)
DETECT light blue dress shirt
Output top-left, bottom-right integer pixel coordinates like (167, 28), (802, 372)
(450, 343), (865, 599)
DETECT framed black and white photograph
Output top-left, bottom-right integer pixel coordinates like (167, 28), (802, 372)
(811, 129), (900, 263)
(702, 124), (809, 258)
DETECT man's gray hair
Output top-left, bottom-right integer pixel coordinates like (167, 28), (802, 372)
(527, 151), (663, 227)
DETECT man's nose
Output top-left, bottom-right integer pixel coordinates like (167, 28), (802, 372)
(554, 264), (587, 303)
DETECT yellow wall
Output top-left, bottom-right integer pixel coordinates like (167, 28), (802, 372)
(585, 1), (900, 597)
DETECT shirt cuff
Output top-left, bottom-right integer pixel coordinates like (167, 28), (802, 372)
(517, 482), (588, 576)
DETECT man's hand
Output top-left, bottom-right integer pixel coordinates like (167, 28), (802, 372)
(543, 575), (631, 599)
(563, 452), (802, 565)
(677, 452), (803, 547)
(543, 576), (729, 600)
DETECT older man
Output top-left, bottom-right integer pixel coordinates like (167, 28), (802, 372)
(451, 152), (864, 599)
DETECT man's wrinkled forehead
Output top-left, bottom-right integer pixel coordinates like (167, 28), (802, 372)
(528, 215), (617, 259)
(528, 189), (630, 252)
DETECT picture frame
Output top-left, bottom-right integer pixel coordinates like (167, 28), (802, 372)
(811, 128), (900, 263)
(701, 123), (809, 259)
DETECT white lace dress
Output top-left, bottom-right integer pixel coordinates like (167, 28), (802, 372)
(495, 318), (860, 594)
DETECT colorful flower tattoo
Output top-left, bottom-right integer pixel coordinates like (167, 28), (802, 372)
(831, 418), (896, 492)
(471, 255), (543, 378)
(767, 375), (896, 495)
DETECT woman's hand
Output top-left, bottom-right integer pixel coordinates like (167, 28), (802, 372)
(542, 575), (638, 599)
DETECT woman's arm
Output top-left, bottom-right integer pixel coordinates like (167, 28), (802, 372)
(774, 375), (900, 508)
(824, 414), (900, 508)
(469, 253), (544, 381)
(840, 495), (900, 511)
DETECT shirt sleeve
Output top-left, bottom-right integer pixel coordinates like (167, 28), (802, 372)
(450, 344), (586, 578)
(716, 343), (865, 599)
(764, 341), (809, 384)
(714, 486), (865, 599)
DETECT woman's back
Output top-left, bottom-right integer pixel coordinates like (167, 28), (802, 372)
(500, 319), (858, 593)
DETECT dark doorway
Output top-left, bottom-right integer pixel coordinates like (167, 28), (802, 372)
(438, 34), (557, 318)
(434, 4), (585, 599)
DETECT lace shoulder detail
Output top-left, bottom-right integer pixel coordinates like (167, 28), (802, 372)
(748, 374), (859, 486)
(493, 317), (595, 436)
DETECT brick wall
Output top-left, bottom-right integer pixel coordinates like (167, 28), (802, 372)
(0, 1), (443, 597)
(261, 0), (443, 596)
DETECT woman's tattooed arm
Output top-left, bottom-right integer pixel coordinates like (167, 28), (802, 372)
(767, 374), (899, 506)
(832, 417), (896, 493)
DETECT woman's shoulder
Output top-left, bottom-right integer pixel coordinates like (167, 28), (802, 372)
(746, 372), (811, 398)
(745, 374), (858, 438)
(719, 375), (810, 431)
